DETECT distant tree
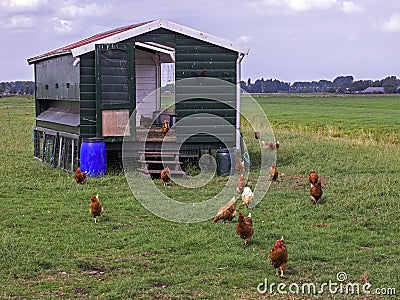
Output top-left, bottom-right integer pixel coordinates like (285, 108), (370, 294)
(335, 87), (345, 94)
(240, 81), (249, 92)
(254, 79), (263, 93)
(332, 75), (353, 87)
(240, 75), (400, 94)
(349, 80), (371, 92)
(381, 76), (400, 93)
(371, 80), (382, 87)
(23, 84), (34, 95)
(318, 80), (332, 93)
(10, 85), (17, 95)
(264, 79), (275, 93)
(277, 81), (290, 93)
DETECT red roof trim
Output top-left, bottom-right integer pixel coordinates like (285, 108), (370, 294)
(28, 20), (154, 63)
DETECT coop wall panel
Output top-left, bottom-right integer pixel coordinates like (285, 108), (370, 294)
(35, 56), (80, 100)
(174, 33), (237, 145)
(176, 45), (239, 55)
(134, 29), (176, 44)
(175, 99), (236, 109)
(79, 52), (97, 138)
(80, 108), (97, 118)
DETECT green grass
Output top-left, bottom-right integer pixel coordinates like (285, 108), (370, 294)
(0, 95), (399, 299)
(254, 94), (400, 144)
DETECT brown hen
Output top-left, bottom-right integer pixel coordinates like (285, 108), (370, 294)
(74, 167), (87, 184)
(161, 167), (171, 186)
(308, 170), (319, 185)
(236, 212), (254, 246)
(161, 119), (170, 137)
(270, 236), (288, 278)
(236, 174), (247, 194)
(214, 197), (237, 223)
(235, 157), (245, 174)
(89, 194), (104, 223)
(310, 179), (323, 204)
(262, 141), (280, 150)
(269, 163), (278, 181)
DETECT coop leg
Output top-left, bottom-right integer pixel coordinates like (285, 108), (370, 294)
(71, 139), (75, 172)
(42, 134), (47, 162)
(58, 136), (63, 168)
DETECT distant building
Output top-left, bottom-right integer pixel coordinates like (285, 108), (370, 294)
(360, 87), (384, 94)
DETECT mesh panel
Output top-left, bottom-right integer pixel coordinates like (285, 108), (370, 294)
(100, 49), (129, 104)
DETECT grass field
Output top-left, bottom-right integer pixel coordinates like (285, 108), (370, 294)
(0, 95), (399, 299)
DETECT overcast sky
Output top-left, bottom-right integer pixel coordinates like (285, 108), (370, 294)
(1, 0), (400, 83)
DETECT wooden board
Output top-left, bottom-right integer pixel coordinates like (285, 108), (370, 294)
(102, 109), (130, 136)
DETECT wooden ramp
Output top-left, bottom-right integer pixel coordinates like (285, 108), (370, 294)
(137, 150), (187, 177)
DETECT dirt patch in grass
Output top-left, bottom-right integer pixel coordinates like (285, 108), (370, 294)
(314, 223), (331, 228)
(85, 266), (106, 276)
(152, 281), (168, 288)
(275, 175), (330, 190)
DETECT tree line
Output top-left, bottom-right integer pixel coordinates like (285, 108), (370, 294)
(0, 81), (34, 95)
(241, 75), (400, 94)
(2, 75), (400, 96)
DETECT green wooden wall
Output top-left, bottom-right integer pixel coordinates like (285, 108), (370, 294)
(79, 52), (97, 138)
(174, 34), (237, 145)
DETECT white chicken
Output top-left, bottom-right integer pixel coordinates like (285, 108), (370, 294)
(241, 186), (254, 207)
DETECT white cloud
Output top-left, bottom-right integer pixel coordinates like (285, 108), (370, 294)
(52, 17), (74, 35)
(261, 0), (281, 8)
(5, 14), (35, 29)
(237, 35), (251, 44)
(382, 12), (400, 32)
(285, 0), (338, 12)
(61, 0), (111, 18)
(257, 0), (339, 14)
(342, 1), (363, 14)
(0, 0), (48, 12)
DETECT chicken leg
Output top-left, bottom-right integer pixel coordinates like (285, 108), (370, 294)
(310, 195), (317, 205)
(275, 267), (285, 278)
(279, 266), (285, 278)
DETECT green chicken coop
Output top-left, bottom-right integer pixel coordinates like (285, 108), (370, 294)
(27, 19), (249, 175)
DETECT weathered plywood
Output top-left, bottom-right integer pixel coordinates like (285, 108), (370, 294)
(35, 55), (80, 100)
(102, 109), (130, 136)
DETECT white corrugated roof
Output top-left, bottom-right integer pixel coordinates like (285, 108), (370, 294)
(28, 19), (249, 63)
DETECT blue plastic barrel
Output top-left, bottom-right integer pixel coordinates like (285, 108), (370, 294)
(80, 138), (107, 177)
(216, 148), (236, 176)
